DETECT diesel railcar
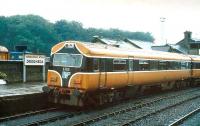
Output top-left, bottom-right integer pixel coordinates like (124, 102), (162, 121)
(43, 41), (200, 106)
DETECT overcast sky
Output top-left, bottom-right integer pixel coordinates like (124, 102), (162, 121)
(0, 0), (200, 44)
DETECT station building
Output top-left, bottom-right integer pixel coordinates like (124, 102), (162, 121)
(91, 36), (154, 50)
(92, 31), (200, 55)
(123, 38), (155, 50)
(152, 31), (200, 55)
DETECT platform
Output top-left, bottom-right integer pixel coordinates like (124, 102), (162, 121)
(0, 82), (46, 97)
(0, 82), (48, 117)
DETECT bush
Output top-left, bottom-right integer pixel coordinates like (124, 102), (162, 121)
(0, 72), (7, 79)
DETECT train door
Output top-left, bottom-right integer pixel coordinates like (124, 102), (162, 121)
(99, 59), (106, 88)
(128, 57), (134, 85)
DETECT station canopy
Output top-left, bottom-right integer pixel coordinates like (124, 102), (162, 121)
(0, 45), (8, 52)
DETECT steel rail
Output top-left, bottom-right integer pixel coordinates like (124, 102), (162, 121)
(19, 113), (75, 126)
(71, 88), (200, 126)
(168, 106), (200, 126)
(121, 94), (200, 126)
(0, 107), (59, 122)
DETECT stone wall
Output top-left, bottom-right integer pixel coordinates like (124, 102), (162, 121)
(0, 60), (49, 83)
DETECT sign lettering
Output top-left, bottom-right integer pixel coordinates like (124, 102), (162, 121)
(24, 54), (45, 66)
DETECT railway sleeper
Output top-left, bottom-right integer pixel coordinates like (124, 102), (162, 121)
(46, 79), (199, 107)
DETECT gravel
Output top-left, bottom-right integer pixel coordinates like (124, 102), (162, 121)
(41, 87), (200, 126)
(131, 97), (200, 126)
(2, 87), (199, 126)
(180, 110), (200, 126)
(87, 88), (200, 126)
(0, 111), (68, 126)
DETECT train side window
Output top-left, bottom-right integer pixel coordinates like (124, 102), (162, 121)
(159, 61), (167, 70)
(150, 60), (158, 70)
(173, 61), (181, 70)
(129, 60), (133, 71)
(93, 59), (99, 72)
(133, 60), (139, 71)
(139, 60), (149, 71)
(85, 58), (93, 72)
(99, 59), (106, 72)
(168, 61), (174, 70)
(181, 62), (187, 69)
(198, 63), (200, 69)
(105, 59), (113, 72)
(188, 62), (191, 69)
(186, 62), (190, 69)
(193, 62), (196, 69)
(113, 59), (126, 71)
(195, 62), (200, 69)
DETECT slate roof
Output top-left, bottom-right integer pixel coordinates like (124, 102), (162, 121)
(92, 37), (139, 49)
(124, 39), (155, 50)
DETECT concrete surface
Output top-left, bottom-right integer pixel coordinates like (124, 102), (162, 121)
(0, 82), (46, 97)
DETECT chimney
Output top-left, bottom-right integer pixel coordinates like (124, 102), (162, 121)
(184, 31), (192, 40)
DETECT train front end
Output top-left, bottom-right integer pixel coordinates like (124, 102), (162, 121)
(43, 41), (86, 106)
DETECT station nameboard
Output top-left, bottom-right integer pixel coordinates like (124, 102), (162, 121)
(24, 54), (45, 66)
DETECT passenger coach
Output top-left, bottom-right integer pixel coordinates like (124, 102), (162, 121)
(43, 41), (200, 106)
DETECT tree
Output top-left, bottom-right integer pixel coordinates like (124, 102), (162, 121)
(0, 15), (154, 55)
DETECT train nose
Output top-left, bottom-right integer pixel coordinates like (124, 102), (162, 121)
(47, 70), (63, 87)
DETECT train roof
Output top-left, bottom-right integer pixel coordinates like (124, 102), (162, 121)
(189, 55), (200, 62)
(51, 41), (191, 61)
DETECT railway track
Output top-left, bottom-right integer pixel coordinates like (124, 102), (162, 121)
(120, 93), (200, 126)
(168, 106), (200, 126)
(19, 112), (75, 126)
(0, 107), (58, 122)
(70, 88), (200, 126)
(1, 88), (200, 126)
(0, 107), (81, 126)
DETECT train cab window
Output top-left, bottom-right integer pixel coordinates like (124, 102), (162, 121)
(93, 59), (99, 72)
(139, 60), (149, 71)
(113, 59), (127, 71)
(159, 61), (167, 70)
(53, 53), (83, 67)
(150, 60), (158, 70)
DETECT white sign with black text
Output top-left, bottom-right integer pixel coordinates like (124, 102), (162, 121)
(24, 54), (45, 66)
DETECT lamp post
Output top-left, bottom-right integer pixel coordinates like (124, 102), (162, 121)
(160, 17), (166, 45)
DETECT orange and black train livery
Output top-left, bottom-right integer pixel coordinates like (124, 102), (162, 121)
(43, 41), (200, 106)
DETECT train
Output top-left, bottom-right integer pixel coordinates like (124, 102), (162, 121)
(42, 41), (200, 106)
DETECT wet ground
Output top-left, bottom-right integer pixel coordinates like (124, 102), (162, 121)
(0, 82), (49, 117)
(0, 82), (46, 97)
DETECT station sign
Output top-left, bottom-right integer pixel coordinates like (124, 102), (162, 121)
(24, 54), (45, 66)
